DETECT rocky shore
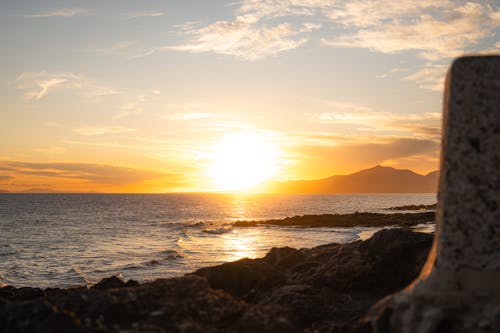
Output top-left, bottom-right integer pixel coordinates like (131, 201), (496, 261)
(233, 211), (434, 228)
(0, 228), (433, 333)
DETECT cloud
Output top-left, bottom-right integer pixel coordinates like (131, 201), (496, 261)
(15, 71), (121, 100)
(27, 8), (89, 18)
(234, 0), (335, 22)
(159, 0), (497, 91)
(403, 63), (449, 91)
(74, 126), (136, 136)
(322, 2), (497, 61)
(125, 12), (165, 20)
(0, 160), (184, 187)
(114, 95), (148, 119)
(324, 0), (450, 27)
(305, 99), (441, 138)
(166, 0), (498, 62)
(147, 20), (309, 60)
(287, 135), (439, 177)
(17, 73), (77, 100)
(319, 0), (499, 90)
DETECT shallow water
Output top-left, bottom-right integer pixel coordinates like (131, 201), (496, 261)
(0, 193), (436, 288)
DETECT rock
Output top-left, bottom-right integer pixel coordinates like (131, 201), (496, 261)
(194, 258), (287, 298)
(264, 247), (305, 268)
(233, 212), (435, 228)
(91, 275), (126, 290)
(0, 286), (44, 301)
(35, 311), (84, 333)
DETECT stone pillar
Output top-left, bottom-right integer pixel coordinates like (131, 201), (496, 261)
(363, 55), (500, 333)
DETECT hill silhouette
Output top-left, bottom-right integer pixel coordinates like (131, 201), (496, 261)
(252, 165), (438, 193)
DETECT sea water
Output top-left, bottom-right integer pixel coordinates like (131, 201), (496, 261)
(0, 193), (436, 288)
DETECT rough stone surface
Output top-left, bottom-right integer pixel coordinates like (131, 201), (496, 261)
(0, 228), (432, 333)
(437, 55), (500, 271)
(362, 55), (500, 333)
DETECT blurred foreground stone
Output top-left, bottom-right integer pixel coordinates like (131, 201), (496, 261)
(361, 55), (500, 332)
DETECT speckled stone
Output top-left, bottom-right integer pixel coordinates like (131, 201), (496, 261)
(435, 55), (500, 271)
(361, 55), (500, 333)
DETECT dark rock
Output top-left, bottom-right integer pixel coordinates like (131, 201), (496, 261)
(385, 203), (436, 211)
(194, 258), (287, 297)
(125, 279), (140, 287)
(233, 212), (435, 228)
(264, 247), (305, 268)
(35, 311), (84, 333)
(91, 275), (126, 290)
(0, 286), (44, 301)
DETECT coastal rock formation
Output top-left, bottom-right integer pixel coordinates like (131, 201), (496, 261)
(0, 228), (432, 332)
(233, 211), (435, 228)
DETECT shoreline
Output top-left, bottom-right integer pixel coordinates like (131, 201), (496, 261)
(232, 211), (435, 228)
(0, 225), (434, 332)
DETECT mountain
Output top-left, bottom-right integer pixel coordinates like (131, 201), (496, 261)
(251, 166), (438, 194)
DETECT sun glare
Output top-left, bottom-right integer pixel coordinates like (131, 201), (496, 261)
(208, 133), (280, 191)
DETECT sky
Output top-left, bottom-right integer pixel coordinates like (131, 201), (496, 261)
(0, 0), (499, 193)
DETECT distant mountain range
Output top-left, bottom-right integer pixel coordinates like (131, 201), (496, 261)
(251, 166), (439, 194)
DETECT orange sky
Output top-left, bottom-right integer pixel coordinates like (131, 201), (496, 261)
(0, 1), (498, 193)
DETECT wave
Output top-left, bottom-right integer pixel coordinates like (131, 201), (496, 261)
(116, 250), (184, 271)
(158, 249), (183, 260)
(202, 226), (233, 234)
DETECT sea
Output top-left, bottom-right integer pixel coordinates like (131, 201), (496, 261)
(0, 193), (436, 288)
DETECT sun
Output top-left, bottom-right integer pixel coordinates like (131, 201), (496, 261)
(208, 133), (281, 192)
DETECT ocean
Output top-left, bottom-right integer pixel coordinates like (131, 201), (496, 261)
(0, 193), (436, 288)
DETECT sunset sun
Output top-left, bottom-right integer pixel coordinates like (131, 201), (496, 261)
(208, 133), (281, 191)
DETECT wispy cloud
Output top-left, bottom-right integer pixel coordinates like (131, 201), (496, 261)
(0, 175), (14, 182)
(114, 95), (148, 119)
(124, 11), (165, 20)
(285, 134), (439, 177)
(27, 8), (89, 18)
(74, 126), (136, 136)
(140, 20), (310, 60)
(305, 99), (441, 139)
(16, 72), (77, 100)
(159, 0), (498, 90)
(166, 0), (498, 61)
(322, 1), (497, 61)
(403, 63), (449, 91)
(0, 160), (183, 187)
(15, 71), (121, 100)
